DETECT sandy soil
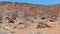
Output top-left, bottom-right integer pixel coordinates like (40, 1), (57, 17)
(12, 22), (60, 34)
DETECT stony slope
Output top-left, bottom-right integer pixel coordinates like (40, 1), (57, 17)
(0, 2), (60, 34)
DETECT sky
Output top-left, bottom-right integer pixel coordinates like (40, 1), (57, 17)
(0, 0), (60, 5)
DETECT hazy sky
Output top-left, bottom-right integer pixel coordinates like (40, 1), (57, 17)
(0, 0), (60, 5)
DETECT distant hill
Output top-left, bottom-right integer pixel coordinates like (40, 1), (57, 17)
(0, 2), (60, 19)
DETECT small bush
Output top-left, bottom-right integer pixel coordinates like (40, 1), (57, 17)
(0, 29), (11, 34)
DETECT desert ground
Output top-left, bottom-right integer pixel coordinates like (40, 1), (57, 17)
(0, 2), (60, 34)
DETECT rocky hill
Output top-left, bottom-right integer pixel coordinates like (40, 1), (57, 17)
(0, 2), (60, 34)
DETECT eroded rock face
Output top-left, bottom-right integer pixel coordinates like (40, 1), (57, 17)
(0, 2), (60, 34)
